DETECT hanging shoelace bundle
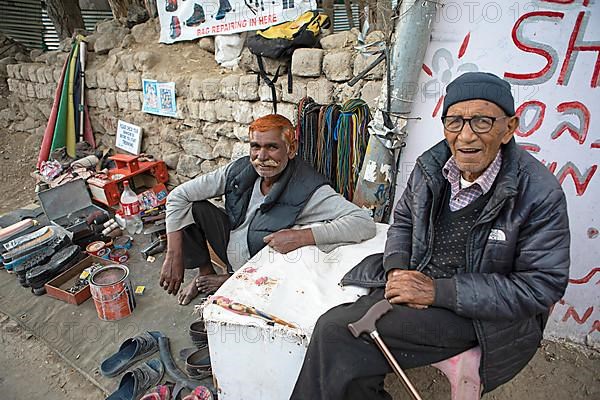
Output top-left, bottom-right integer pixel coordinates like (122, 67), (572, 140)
(294, 97), (370, 201)
(296, 97), (320, 161)
(321, 104), (341, 183)
(334, 99), (372, 200)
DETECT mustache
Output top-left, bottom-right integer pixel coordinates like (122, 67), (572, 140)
(252, 159), (279, 167)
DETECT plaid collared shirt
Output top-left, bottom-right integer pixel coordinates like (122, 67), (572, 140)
(442, 150), (502, 211)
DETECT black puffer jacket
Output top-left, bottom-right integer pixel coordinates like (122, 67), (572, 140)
(383, 138), (570, 392)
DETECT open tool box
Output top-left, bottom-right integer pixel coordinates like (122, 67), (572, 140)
(87, 154), (168, 207)
(37, 179), (110, 238)
(45, 255), (112, 305)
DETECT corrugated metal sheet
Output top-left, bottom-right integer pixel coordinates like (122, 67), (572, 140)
(43, 10), (113, 50)
(333, 3), (360, 33)
(0, 0), (112, 51)
(0, 0), (44, 49)
(329, 1), (397, 33)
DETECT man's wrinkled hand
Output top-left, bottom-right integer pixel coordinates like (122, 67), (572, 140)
(263, 229), (314, 254)
(159, 253), (184, 295)
(384, 270), (435, 307)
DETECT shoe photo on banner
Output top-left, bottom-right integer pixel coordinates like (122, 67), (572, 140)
(186, 3), (206, 27)
(215, 0), (232, 20)
(166, 0), (178, 12)
(170, 16), (182, 39)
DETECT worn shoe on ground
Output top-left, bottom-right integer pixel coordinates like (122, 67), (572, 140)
(101, 331), (165, 377)
(106, 359), (165, 400)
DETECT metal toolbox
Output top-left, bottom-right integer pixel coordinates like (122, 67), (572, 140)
(37, 179), (110, 237)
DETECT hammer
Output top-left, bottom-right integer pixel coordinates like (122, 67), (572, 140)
(348, 299), (423, 400)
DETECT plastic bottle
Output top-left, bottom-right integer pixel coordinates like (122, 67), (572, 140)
(120, 180), (143, 235)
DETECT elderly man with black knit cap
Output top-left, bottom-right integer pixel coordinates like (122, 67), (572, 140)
(290, 72), (571, 399)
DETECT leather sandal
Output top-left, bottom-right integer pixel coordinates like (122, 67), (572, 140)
(106, 359), (164, 400)
(189, 320), (208, 348)
(101, 331), (165, 378)
(185, 347), (212, 379)
(158, 336), (215, 400)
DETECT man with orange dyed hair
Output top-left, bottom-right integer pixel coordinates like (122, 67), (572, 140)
(160, 114), (376, 305)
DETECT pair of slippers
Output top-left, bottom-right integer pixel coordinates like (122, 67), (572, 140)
(102, 331), (165, 400)
(102, 331), (215, 400)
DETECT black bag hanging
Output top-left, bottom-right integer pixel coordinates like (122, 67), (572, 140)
(247, 11), (330, 113)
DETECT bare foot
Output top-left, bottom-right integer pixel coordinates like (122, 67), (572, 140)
(196, 275), (230, 295)
(177, 279), (200, 305)
(178, 269), (207, 306)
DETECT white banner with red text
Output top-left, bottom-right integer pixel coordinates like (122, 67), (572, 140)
(157, 0), (317, 43)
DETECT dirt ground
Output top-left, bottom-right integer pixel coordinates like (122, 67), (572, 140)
(0, 130), (39, 215)
(0, 311), (105, 399)
(0, 129), (599, 399)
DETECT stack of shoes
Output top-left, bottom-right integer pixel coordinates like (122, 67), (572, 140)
(4, 234), (65, 274)
(26, 244), (82, 295)
(2, 226), (59, 271)
(180, 319), (211, 379)
(0, 219), (39, 251)
(102, 331), (166, 400)
(14, 236), (70, 287)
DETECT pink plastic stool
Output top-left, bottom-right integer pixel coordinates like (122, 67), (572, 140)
(431, 346), (482, 400)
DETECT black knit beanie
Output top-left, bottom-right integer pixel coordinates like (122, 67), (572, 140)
(442, 72), (515, 117)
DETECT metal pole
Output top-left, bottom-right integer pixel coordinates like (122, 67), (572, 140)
(389, 0), (437, 116)
(353, 1), (437, 221)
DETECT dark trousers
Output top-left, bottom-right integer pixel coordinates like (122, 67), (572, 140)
(181, 201), (232, 272)
(290, 289), (477, 400)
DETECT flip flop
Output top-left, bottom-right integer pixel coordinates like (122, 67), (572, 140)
(189, 320), (208, 348)
(182, 385), (213, 400)
(106, 359), (164, 400)
(101, 331), (165, 377)
(140, 383), (172, 400)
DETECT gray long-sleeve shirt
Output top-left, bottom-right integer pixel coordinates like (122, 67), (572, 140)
(166, 162), (376, 271)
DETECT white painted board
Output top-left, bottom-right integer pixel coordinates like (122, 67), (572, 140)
(201, 224), (389, 399)
(394, 1), (599, 346)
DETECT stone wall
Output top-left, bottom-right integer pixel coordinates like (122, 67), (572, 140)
(1, 19), (385, 187)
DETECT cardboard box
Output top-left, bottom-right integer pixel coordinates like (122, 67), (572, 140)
(37, 179), (110, 237)
(45, 255), (113, 305)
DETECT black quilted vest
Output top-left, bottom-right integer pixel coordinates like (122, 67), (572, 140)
(224, 156), (328, 257)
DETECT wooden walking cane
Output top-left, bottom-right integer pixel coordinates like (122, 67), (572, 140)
(348, 299), (424, 400)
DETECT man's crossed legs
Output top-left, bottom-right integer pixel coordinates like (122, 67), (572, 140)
(290, 289), (477, 400)
(178, 201), (232, 305)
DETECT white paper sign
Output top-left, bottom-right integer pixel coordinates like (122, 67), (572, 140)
(142, 79), (178, 117)
(116, 120), (142, 155)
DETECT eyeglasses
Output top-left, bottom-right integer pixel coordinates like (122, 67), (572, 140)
(441, 115), (509, 134)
